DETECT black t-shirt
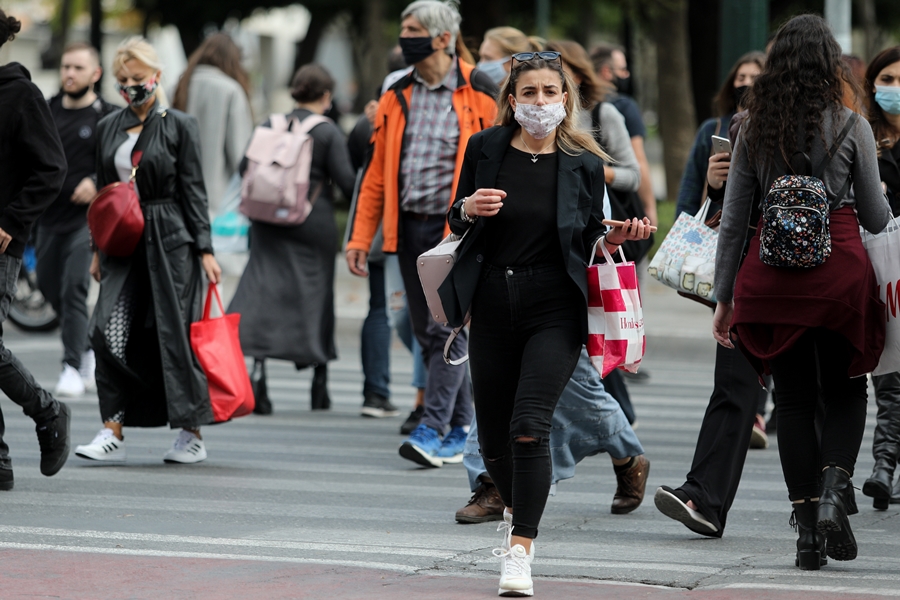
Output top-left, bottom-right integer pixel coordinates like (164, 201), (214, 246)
(483, 146), (561, 267)
(609, 93), (647, 139)
(42, 97), (104, 232)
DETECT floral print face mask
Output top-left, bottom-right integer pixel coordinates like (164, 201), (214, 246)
(514, 101), (566, 140)
(116, 77), (159, 107)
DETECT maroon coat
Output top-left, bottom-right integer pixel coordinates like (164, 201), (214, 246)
(732, 207), (885, 377)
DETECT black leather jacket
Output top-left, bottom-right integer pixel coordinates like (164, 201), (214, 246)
(96, 104), (213, 253)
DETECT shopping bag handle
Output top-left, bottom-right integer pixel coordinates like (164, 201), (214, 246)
(696, 197), (713, 223)
(202, 283), (225, 321)
(589, 236), (627, 265)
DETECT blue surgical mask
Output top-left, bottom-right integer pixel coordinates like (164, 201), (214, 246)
(477, 58), (510, 86)
(875, 85), (900, 115)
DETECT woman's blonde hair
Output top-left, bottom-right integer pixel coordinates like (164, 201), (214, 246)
(496, 57), (609, 160)
(113, 36), (168, 107)
(483, 26), (543, 57)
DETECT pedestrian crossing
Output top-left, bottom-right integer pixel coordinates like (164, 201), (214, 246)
(0, 319), (898, 595)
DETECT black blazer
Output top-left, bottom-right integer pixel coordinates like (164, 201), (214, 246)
(438, 124), (608, 340)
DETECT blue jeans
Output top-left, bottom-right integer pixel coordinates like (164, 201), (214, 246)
(0, 254), (60, 468)
(384, 255), (426, 390)
(464, 347), (644, 492)
(361, 260), (391, 399)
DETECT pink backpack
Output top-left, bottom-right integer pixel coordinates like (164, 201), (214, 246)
(240, 113), (331, 225)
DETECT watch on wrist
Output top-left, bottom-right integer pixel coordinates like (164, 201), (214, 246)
(461, 197), (478, 223)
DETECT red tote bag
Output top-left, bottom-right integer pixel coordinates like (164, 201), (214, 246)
(88, 151), (145, 257)
(191, 283), (255, 422)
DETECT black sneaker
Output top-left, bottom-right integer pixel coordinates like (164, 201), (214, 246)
(400, 405), (424, 435)
(361, 393), (400, 418)
(36, 402), (70, 476)
(0, 468), (13, 491)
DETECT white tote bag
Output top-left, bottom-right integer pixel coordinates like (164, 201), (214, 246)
(861, 216), (900, 376)
(586, 240), (645, 378)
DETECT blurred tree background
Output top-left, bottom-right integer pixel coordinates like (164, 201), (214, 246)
(42, 0), (900, 202)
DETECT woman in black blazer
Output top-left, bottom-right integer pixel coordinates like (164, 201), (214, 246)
(440, 52), (650, 596)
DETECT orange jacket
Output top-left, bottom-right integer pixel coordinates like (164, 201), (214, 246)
(346, 58), (498, 254)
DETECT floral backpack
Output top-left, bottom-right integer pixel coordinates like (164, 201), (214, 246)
(759, 113), (858, 268)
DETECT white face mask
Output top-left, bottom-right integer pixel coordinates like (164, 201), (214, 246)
(514, 101), (566, 139)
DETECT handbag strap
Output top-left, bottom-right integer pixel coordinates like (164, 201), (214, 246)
(129, 150), (143, 182)
(589, 236), (626, 265)
(442, 318), (470, 366)
(201, 283), (225, 321)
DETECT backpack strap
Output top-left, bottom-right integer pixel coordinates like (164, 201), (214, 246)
(296, 114), (332, 136)
(813, 112), (859, 179)
(270, 113), (289, 131)
(815, 112), (859, 209)
(591, 102), (607, 155)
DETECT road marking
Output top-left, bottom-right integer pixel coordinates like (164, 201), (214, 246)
(0, 542), (418, 573)
(712, 583), (900, 597)
(0, 526), (454, 558)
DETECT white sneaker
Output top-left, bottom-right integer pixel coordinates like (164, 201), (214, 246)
(79, 350), (96, 392)
(54, 364), (85, 398)
(75, 428), (126, 462)
(163, 430), (207, 464)
(495, 540), (534, 597)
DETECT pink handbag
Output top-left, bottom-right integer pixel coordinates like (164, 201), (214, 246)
(416, 232), (469, 365)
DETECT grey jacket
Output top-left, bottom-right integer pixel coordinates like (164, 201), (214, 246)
(185, 65), (254, 216)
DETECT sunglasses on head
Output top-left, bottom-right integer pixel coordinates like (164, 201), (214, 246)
(511, 51), (562, 65)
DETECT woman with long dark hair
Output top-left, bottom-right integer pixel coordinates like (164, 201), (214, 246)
(712, 15), (890, 569)
(861, 46), (900, 510)
(172, 33), (253, 215)
(75, 37), (222, 464)
(443, 51), (650, 595)
(228, 64), (355, 411)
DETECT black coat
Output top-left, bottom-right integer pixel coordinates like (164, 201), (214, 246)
(0, 63), (67, 257)
(89, 105), (213, 428)
(439, 125), (608, 341)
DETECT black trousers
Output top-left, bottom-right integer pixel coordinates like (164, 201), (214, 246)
(35, 225), (92, 369)
(470, 263), (582, 540)
(0, 254), (60, 469)
(769, 328), (868, 500)
(679, 342), (764, 535)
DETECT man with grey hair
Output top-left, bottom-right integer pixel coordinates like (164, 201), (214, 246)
(346, 0), (498, 468)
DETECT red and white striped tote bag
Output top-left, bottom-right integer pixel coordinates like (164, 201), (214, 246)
(586, 240), (646, 378)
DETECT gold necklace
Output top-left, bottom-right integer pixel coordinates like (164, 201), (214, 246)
(520, 132), (554, 163)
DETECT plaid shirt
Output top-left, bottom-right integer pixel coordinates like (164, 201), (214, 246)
(399, 63), (461, 215)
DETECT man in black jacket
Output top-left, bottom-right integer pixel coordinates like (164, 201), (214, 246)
(41, 42), (118, 398)
(0, 11), (71, 490)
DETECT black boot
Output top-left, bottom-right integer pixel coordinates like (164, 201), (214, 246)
(863, 460), (894, 511)
(251, 359), (272, 415)
(311, 364), (331, 411)
(817, 464), (858, 561)
(791, 498), (826, 570)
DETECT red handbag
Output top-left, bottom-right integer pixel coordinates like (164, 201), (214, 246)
(190, 283), (255, 422)
(88, 150), (145, 257)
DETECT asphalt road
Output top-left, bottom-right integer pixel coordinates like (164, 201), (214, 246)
(0, 269), (897, 599)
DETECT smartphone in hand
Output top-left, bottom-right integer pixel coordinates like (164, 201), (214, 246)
(711, 135), (732, 155)
(602, 219), (658, 232)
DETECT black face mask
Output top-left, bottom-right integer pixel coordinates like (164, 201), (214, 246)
(733, 85), (750, 110)
(399, 36), (437, 66)
(63, 85), (91, 99)
(614, 75), (633, 96)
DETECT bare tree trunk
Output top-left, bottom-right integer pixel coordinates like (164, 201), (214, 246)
(861, 0), (879, 61)
(352, 0), (389, 111)
(651, 0), (696, 202)
(42, 0), (73, 68)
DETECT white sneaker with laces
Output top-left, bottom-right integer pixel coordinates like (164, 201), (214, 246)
(54, 364), (85, 398)
(163, 430), (207, 464)
(495, 540), (534, 597)
(79, 350), (96, 392)
(75, 428), (125, 461)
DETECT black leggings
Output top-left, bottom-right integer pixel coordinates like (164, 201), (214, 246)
(469, 263), (583, 539)
(768, 328), (868, 501)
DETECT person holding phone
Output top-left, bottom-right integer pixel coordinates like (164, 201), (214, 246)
(441, 50), (650, 596)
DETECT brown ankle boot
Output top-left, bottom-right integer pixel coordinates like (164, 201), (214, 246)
(611, 455), (650, 514)
(455, 482), (504, 523)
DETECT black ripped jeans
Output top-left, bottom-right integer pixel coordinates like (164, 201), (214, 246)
(469, 262), (583, 539)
